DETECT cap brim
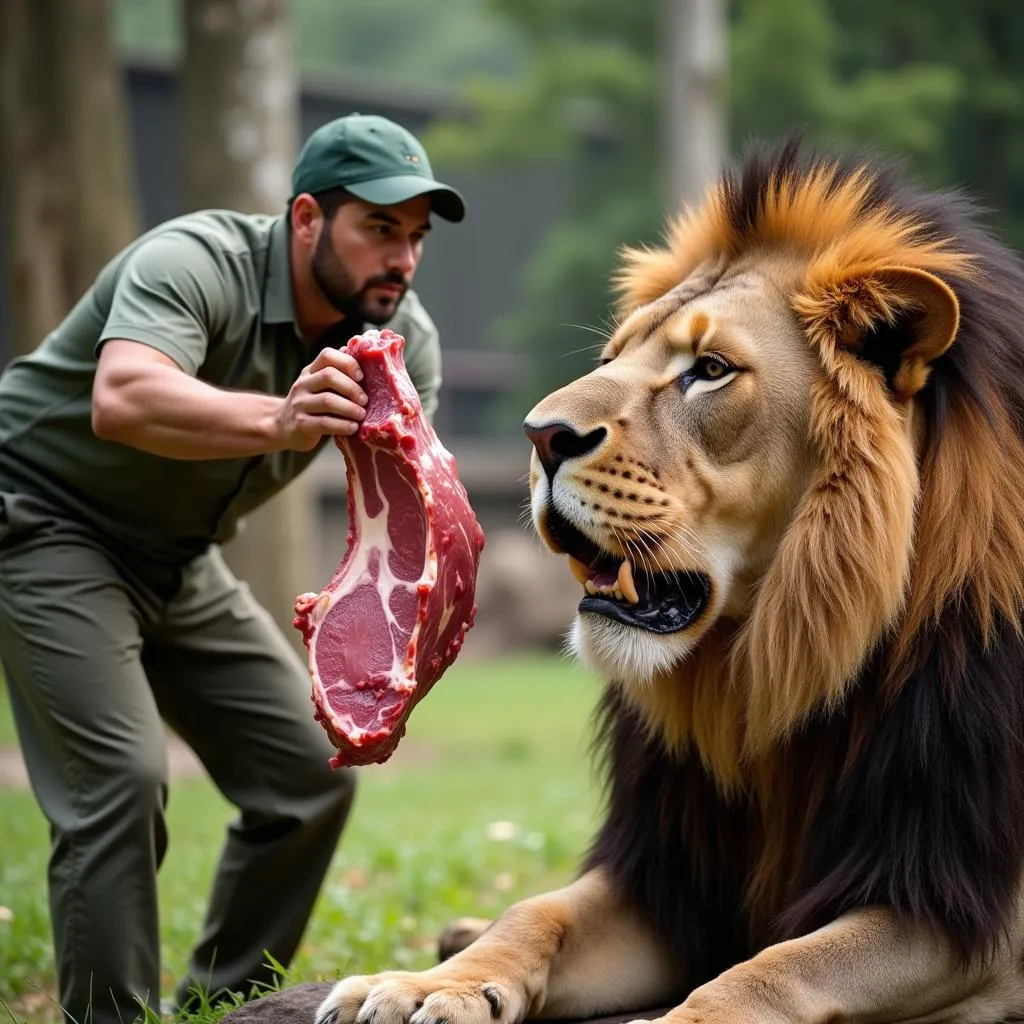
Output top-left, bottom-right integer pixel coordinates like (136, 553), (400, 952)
(346, 175), (466, 223)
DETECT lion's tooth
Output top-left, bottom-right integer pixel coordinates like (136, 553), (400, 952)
(585, 579), (598, 596)
(618, 559), (640, 605)
(569, 556), (591, 587)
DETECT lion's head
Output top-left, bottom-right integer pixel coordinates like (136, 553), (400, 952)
(524, 139), (1024, 788)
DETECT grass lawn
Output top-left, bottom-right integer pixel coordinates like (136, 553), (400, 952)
(0, 651), (607, 1023)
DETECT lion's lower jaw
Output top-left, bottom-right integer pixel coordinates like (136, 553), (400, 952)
(567, 613), (699, 686)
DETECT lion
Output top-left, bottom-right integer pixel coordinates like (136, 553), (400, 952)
(316, 138), (1024, 1024)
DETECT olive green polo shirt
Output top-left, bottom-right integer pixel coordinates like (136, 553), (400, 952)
(0, 210), (443, 566)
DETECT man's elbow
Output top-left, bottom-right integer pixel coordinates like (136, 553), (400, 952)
(91, 379), (138, 442)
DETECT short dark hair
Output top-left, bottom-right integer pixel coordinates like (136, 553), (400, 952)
(285, 187), (356, 230)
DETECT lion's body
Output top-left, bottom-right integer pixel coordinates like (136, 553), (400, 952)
(318, 141), (1024, 1024)
(588, 643), (1024, 983)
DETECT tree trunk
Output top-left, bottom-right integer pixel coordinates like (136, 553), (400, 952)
(182, 0), (315, 653)
(183, 0), (297, 213)
(1, 0), (75, 358)
(0, 0), (139, 358)
(663, 0), (727, 211)
(54, 0), (142, 300)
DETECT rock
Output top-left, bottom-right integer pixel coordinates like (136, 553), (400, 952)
(219, 982), (333, 1022)
(437, 915), (492, 960)
(218, 983), (671, 1024)
(466, 530), (580, 654)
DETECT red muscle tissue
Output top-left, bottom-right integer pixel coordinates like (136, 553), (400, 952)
(294, 329), (486, 767)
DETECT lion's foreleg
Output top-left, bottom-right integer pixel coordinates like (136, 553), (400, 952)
(531, 868), (681, 1019)
(316, 868), (681, 1024)
(659, 907), (1024, 1024)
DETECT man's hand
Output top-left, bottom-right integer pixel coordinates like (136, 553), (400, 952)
(278, 348), (368, 452)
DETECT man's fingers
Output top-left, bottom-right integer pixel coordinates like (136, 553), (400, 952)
(294, 391), (366, 425)
(305, 367), (368, 405)
(297, 414), (360, 437)
(284, 359), (368, 448)
(307, 347), (363, 381)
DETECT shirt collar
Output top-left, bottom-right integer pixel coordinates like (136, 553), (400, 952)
(262, 215), (296, 325)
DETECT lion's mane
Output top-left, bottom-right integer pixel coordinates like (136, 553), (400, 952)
(582, 139), (1024, 987)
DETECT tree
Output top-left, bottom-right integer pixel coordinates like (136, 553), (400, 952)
(0, 0), (140, 357)
(182, 0), (314, 651)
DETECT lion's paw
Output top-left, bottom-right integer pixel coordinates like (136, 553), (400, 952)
(315, 971), (524, 1024)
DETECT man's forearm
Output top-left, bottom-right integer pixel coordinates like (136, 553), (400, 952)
(92, 360), (286, 460)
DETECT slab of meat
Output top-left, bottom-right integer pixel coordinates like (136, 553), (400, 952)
(293, 328), (486, 767)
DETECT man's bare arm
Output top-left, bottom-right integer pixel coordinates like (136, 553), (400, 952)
(92, 340), (368, 460)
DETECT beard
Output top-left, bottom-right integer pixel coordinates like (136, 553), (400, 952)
(310, 230), (408, 326)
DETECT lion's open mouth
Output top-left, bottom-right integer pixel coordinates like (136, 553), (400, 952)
(542, 506), (710, 634)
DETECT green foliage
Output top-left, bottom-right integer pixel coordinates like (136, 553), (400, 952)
(420, 0), (1024, 424)
(729, 0), (965, 167)
(729, 0), (838, 142)
(420, 4), (663, 410)
(112, 0), (527, 91)
(826, 65), (963, 163)
(428, 42), (653, 168)
(289, 0), (526, 90)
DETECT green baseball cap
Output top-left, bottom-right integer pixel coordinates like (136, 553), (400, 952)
(291, 113), (466, 223)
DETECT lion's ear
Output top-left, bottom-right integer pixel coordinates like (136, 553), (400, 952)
(797, 264), (960, 400)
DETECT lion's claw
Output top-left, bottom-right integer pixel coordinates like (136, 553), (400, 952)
(482, 985), (504, 1019)
(317, 974), (522, 1024)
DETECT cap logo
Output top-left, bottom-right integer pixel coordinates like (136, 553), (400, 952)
(404, 153), (421, 164)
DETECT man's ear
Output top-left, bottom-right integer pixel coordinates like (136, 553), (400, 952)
(795, 264), (960, 400)
(289, 193), (324, 244)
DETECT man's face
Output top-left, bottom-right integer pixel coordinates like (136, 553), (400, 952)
(311, 195), (432, 325)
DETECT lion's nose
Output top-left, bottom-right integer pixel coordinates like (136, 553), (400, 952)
(523, 420), (607, 478)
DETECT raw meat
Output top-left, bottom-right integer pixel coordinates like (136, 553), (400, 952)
(293, 328), (486, 767)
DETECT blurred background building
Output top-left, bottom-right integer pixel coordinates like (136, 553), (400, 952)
(2, 0), (1022, 654)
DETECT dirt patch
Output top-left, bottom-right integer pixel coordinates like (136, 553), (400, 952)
(0, 733), (439, 790)
(4, 989), (64, 1023)
(0, 733), (207, 790)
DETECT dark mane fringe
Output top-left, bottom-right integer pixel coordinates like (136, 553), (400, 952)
(582, 686), (754, 987)
(585, 609), (1024, 967)
(774, 611), (1024, 960)
(584, 137), (1024, 970)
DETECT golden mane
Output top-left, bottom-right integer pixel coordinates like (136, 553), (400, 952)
(612, 141), (1024, 789)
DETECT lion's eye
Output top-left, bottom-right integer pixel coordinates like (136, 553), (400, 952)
(697, 355), (729, 379)
(680, 355), (734, 391)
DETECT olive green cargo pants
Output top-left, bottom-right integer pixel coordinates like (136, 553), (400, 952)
(0, 489), (356, 1024)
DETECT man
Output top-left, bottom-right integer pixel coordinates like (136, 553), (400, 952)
(0, 112), (465, 1023)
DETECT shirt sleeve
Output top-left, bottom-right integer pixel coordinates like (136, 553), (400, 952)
(393, 291), (443, 423)
(96, 232), (232, 376)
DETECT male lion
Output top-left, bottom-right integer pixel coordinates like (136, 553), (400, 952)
(317, 140), (1024, 1024)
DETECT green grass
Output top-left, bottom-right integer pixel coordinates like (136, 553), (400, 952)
(0, 679), (17, 746)
(0, 652), (607, 1023)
